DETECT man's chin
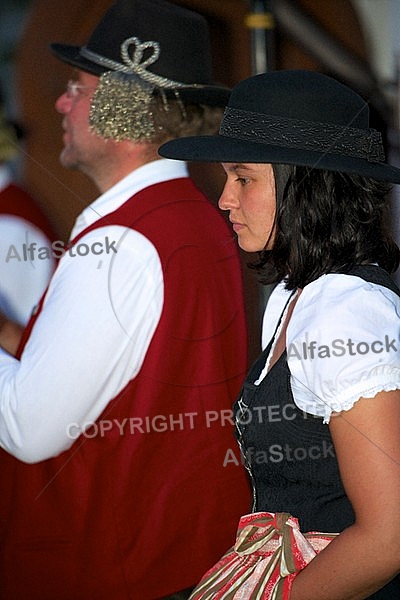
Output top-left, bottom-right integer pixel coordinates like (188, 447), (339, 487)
(59, 151), (78, 170)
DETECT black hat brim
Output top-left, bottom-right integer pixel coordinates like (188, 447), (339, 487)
(51, 43), (104, 76)
(50, 42), (231, 107)
(159, 134), (400, 184)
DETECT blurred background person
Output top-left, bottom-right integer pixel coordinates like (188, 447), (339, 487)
(0, 83), (55, 353)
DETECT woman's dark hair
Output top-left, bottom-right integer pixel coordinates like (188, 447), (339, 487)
(251, 164), (400, 289)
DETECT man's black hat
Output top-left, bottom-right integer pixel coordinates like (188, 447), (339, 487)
(160, 69), (400, 183)
(50, 0), (230, 107)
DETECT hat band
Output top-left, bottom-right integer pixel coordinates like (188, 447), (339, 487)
(220, 107), (385, 163)
(80, 37), (186, 90)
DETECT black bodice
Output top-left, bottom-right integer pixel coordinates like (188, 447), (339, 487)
(235, 346), (355, 533)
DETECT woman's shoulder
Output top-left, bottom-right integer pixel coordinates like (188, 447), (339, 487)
(287, 270), (400, 422)
(298, 270), (400, 318)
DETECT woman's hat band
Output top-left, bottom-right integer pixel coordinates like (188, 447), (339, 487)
(220, 107), (386, 163)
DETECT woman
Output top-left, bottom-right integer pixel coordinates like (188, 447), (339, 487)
(159, 70), (400, 599)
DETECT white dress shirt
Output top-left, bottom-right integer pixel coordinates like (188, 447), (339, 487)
(0, 159), (188, 462)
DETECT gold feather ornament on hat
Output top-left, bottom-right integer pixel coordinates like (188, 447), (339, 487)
(89, 71), (156, 142)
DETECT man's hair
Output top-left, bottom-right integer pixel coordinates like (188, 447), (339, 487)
(147, 95), (224, 144)
(252, 164), (400, 289)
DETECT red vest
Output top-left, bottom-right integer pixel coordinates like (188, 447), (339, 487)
(0, 178), (250, 599)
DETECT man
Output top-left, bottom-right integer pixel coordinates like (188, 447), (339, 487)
(0, 1), (250, 598)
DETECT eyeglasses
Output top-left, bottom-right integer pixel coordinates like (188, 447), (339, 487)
(65, 80), (97, 99)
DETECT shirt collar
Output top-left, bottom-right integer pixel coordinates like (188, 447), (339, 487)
(71, 158), (188, 238)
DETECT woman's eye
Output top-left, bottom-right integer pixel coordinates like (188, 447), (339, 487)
(236, 177), (249, 185)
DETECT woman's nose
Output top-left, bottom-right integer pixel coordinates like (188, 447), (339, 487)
(218, 183), (238, 211)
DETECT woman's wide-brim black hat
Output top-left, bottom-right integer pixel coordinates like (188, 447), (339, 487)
(50, 0), (230, 107)
(159, 70), (400, 183)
